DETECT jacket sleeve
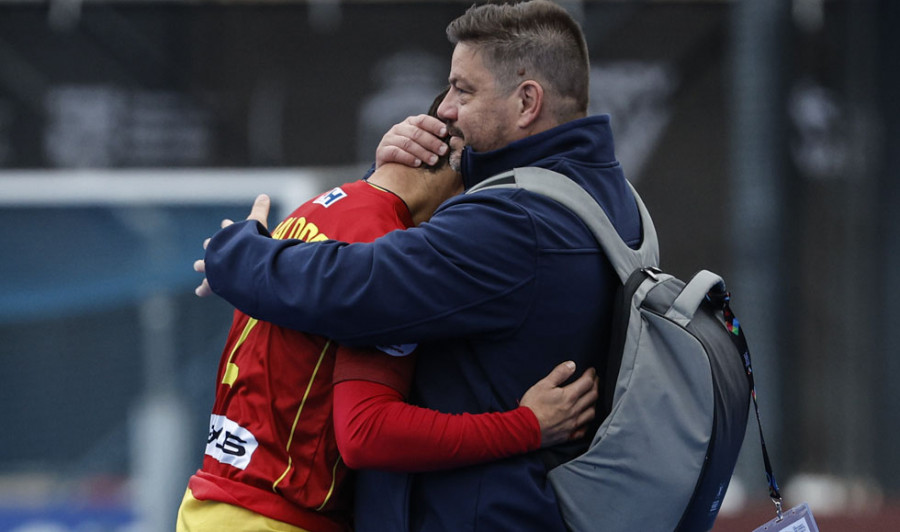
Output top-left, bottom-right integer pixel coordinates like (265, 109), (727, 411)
(204, 193), (537, 345)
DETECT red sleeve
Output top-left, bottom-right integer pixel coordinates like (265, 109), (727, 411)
(333, 345), (416, 397)
(333, 379), (541, 472)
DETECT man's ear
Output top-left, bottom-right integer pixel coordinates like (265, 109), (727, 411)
(515, 80), (544, 129)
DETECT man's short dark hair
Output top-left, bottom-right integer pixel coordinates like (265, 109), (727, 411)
(446, 0), (590, 121)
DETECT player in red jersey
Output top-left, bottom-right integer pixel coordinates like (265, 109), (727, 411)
(180, 92), (598, 532)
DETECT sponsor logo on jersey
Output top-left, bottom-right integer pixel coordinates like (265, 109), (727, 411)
(205, 414), (258, 470)
(314, 187), (348, 208)
(376, 343), (417, 357)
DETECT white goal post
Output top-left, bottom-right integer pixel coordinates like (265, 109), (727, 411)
(0, 165), (369, 216)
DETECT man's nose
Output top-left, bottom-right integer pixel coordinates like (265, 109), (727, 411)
(437, 96), (456, 121)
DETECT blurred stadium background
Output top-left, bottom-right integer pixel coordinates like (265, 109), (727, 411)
(0, 0), (898, 530)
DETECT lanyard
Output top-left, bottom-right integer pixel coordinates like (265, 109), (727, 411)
(713, 290), (784, 521)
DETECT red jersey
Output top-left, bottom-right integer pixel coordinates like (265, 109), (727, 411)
(187, 179), (542, 531)
(189, 180), (414, 532)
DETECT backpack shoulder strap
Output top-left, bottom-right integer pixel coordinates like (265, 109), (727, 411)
(467, 166), (659, 283)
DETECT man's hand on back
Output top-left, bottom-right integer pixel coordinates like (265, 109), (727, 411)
(194, 194), (271, 297)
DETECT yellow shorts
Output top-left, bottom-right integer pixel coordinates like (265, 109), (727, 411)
(176, 487), (310, 532)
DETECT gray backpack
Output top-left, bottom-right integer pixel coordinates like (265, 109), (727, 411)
(469, 167), (756, 532)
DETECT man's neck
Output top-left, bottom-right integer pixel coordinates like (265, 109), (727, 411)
(367, 163), (461, 225)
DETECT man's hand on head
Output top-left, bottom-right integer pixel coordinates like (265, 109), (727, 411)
(194, 194), (271, 297)
(376, 114), (449, 169)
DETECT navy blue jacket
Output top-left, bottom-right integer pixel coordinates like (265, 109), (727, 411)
(205, 115), (641, 531)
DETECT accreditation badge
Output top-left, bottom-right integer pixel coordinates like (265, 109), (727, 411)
(751, 502), (819, 532)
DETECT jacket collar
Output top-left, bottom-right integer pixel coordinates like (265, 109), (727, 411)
(461, 115), (616, 190)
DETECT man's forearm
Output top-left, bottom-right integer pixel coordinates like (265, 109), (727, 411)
(204, 200), (535, 345)
(206, 219), (356, 336)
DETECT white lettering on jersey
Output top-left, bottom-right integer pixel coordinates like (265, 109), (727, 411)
(376, 343), (417, 357)
(314, 187), (348, 208)
(205, 414), (258, 470)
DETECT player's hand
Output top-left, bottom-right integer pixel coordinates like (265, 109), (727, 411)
(520, 361), (598, 448)
(375, 114), (448, 169)
(194, 194), (271, 297)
